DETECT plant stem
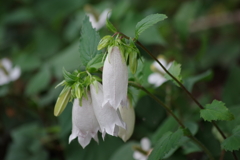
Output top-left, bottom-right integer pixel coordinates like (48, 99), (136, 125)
(118, 32), (238, 160)
(129, 81), (215, 160)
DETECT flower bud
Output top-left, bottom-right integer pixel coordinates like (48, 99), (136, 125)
(118, 103), (135, 142)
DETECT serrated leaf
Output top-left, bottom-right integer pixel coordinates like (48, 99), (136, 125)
(54, 87), (71, 116)
(164, 61), (182, 87)
(200, 100), (234, 122)
(135, 14), (167, 39)
(148, 129), (184, 160)
(79, 16), (101, 66)
(222, 125), (240, 151)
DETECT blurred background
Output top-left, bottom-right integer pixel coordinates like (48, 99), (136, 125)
(1, 0), (240, 160)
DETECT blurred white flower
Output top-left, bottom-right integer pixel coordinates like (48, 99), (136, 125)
(148, 56), (172, 87)
(102, 46), (128, 110)
(133, 137), (152, 160)
(0, 58), (21, 86)
(69, 97), (100, 148)
(118, 101), (135, 142)
(88, 9), (111, 30)
(90, 81), (125, 139)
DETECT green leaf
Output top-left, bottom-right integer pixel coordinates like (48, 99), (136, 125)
(148, 129), (184, 160)
(25, 65), (51, 96)
(184, 70), (213, 92)
(135, 14), (167, 39)
(54, 87), (71, 116)
(200, 100), (234, 122)
(164, 61), (182, 86)
(79, 16), (101, 66)
(222, 125), (240, 151)
(151, 116), (178, 145)
(106, 16), (117, 33)
(86, 53), (104, 72)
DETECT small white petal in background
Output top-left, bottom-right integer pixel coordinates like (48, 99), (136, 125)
(69, 98), (100, 148)
(0, 58), (21, 86)
(118, 102), (135, 142)
(90, 82), (126, 139)
(148, 56), (172, 87)
(102, 46), (128, 110)
(133, 137), (152, 160)
(88, 9), (111, 31)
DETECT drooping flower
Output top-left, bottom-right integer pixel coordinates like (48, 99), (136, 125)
(118, 102), (135, 142)
(90, 81), (126, 138)
(69, 97), (100, 148)
(133, 137), (152, 160)
(0, 58), (21, 86)
(148, 56), (172, 87)
(87, 9), (111, 31)
(102, 46), (128, 110)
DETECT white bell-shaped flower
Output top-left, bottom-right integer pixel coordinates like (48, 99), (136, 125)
(88, 9), (111, 31)
(148, 56), (172, 87)
(0, 58), (21, 86)
(90, 82), (126, 139)
(118, 102), (135, 142)
(69, 97), (100, 148)
(102, 46), (128, 110)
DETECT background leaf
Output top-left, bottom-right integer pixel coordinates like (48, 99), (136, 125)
(148, 128), (183, 160)
(135, 14), (167, 39)
(79, 16), (101, 66)
(200, 100), (234, 122)
(164, 61), (182, 86)
(25, 65), (51, 96)
(222, 125), (240, 151)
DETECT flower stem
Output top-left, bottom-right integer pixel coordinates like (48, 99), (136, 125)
(129, 81), (215, 160)
(117, 32), (238, 160)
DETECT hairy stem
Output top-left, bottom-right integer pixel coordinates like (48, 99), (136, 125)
(129, 81), (215, 160)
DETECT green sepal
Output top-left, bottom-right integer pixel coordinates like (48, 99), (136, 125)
(62, 67), (78, 85)
(106, 14), (117, 33)
(74, 83), (82, 99)
(54, 86), (71, 116)
(55, 80), (65, 89)
(86, 53), (104, 72)
(129, 51), (138, 74)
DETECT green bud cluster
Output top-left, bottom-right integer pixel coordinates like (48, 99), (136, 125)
(54, 68), (101, 116)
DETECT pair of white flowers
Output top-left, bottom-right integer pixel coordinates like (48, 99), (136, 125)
(0, 58), (21, 86)
(69, 47), (135, 148)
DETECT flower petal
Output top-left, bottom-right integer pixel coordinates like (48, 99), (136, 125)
(141, 137), (151, 151)
(90, 82), (125, 138)
(148, 73), (167, 87)
(0, 70), (9, 85)
(98, 9), (111, 30)
(118, 104), (135, 142)
(69, 98), (100, 148)
(9, 66), (21, 81)
(102, 46), (128, 110)
(152, 58), (167, 73)
(133, 151), (147, 160)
